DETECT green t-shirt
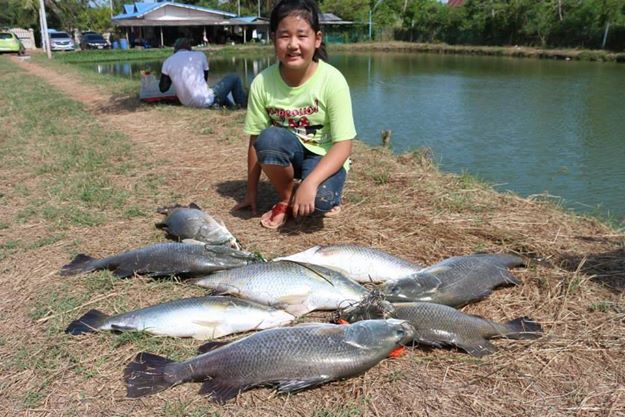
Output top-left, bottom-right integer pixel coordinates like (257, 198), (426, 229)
(244, 60), (356, 168)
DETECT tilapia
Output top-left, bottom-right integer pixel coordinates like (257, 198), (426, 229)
(191, 260), (369, 317)
(65, 296), (294, 340)
(274, 244), (423, 283)
(338, 296), (542, 357)
(124, 319), (415, 402)
(156, 203), (239, 249)
(60, 243), (259, 278)
(382, 254), (524, 307)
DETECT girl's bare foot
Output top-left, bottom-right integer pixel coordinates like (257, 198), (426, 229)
(260, 202), (290, 229)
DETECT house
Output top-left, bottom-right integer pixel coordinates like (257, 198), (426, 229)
(112, 1), (269, 47)
(447, 0), (465, 6)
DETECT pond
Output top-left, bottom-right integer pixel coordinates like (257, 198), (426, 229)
(81, 52), (625, 225)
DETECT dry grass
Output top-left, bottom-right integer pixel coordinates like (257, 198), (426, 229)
(1, 54), (624, 417)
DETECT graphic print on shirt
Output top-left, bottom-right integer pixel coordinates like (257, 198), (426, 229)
(266, 98), (324, 143)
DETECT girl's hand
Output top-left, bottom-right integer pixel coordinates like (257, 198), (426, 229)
(292, 180), (317, 217)
(233, 190), (257, 215)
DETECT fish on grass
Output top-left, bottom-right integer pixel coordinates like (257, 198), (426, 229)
(65, 296), (294, 340)
(382, 254), (525, 307)
(191, 260), (369, 317)
(60, 243), (260, 278)
(338, 296), (542, 357)
(124, 319), (415, 403)
(156, 203), (240, 249)
(274, 244), (423, 283)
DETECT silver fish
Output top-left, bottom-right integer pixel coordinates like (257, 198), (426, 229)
(382, 254), (524, 307)
(339, 297), (542, 357)
(274, 244), (423, 283)
(60, 243), (259, 278)
(191, 260), (369, 317)
(156, 203), (239, 249)
(65, 296), (294, 340)
(124, 319), (414, 402)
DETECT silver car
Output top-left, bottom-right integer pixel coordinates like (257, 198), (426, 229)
(49, 31), (75, 51)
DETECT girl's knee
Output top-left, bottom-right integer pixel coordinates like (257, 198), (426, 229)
(315, 184), (340, 212)
(254, 127), (284, 152)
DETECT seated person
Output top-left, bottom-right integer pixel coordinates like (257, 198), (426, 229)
(159, 38), (247, 108)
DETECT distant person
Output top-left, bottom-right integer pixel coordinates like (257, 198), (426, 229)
(159, 38), (247, 108)
(233, 0), (356, 229)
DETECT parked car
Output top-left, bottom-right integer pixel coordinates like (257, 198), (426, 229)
(49, 31), (75, 51)
(80, 33), (109, 50)
(0, 31), (25, 55)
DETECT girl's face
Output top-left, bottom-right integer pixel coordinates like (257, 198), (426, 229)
(273, 14), (322, 74)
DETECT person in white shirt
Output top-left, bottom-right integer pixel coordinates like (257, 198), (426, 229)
(159, 38), (247, 108)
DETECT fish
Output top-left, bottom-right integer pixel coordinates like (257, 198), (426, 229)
(60, 242), (260, 278)
(156, 203), (239, 249)
(65, 296), (294, 340)
(191, 260), (369, 317)
(338, 295), (542, 357)
(124, 319), (415, 402)
(274, 244), (423, 283)
(382, 254), (524, 307)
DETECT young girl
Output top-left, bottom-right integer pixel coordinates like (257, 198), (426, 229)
(234, 0), (356, 229)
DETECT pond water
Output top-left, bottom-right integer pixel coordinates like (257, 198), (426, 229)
(82, 53), (625, 225)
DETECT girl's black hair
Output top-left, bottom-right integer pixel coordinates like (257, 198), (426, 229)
(269, 0), (328, 62)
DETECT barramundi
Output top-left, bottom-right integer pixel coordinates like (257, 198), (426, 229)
(124, 319), (414, 402)
(65, 296), (294, 340)
(191, 260), (369, 317)
(382, 254), (524, 307)
(156, 203), (239, 249)
(274, 244), (423, 283)
(338, 296), (542, 357)
(60, 243), (259, 278)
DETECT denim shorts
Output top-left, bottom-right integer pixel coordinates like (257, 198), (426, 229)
(253, 126), (346, 212)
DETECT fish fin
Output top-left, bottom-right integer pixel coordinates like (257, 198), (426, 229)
(284, 304), (313, 317)
(197, 340), (231, 354)
(199, 379), (245, 404)
(498, 269), (521, 286)
(154, 221), (167, 230)
(65, 309), (109, 335)
(60, 254), (96, 276)
(502, 317), (543, 340)
(182, 238), (207, 245)
(110, 324), (137, 332)
(276, 376), (329, 393)
(189, 202), (202, 210)
(111, 266), (134, 278)
(124, 352), (177, 398)
(458, 339), (497, 357)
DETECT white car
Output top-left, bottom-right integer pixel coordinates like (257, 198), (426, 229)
(49, 31), (75, 51)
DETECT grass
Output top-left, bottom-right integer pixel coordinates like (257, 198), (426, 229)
(1, 53), (624, 417)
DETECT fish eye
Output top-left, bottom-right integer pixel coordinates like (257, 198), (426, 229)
(396, 328), (405, 338)
(391, 286), (400, 295)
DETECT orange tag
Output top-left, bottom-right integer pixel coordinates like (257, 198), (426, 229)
(388, 346), (406, 358)
(336, 319), (349, 325)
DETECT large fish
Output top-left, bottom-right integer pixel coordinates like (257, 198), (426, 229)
(382, 254), (524, 307)
(60, 243), (259, 278)
(65, 296), (294, 340)
(274, 244), (423, 283)
(124, 319), (415, 402)
(156, 203), (239, 249)
(191, 261), (369, 317)
(338, 296), (542, 357)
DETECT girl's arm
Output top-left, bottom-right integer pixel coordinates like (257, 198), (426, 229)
(233, 135), (261, 214)
(291, 140), (352, 217)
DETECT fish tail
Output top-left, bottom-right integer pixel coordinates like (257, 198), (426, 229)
(503, 317), (543, 340)
(65, 309), (109, 335)
(60, 254), (97, 276)
(124, 352), (177, 398)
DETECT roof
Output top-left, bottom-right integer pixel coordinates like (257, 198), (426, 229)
(113, 1), (236, 21)
(320, 13), (352, 25)
(447, 0), (465, 6)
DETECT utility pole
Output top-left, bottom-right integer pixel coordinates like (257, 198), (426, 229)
(39, 0), (52, 59)
(369, 0), (385, 40)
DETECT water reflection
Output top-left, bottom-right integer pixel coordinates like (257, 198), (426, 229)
(81, 53), (625, 224)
